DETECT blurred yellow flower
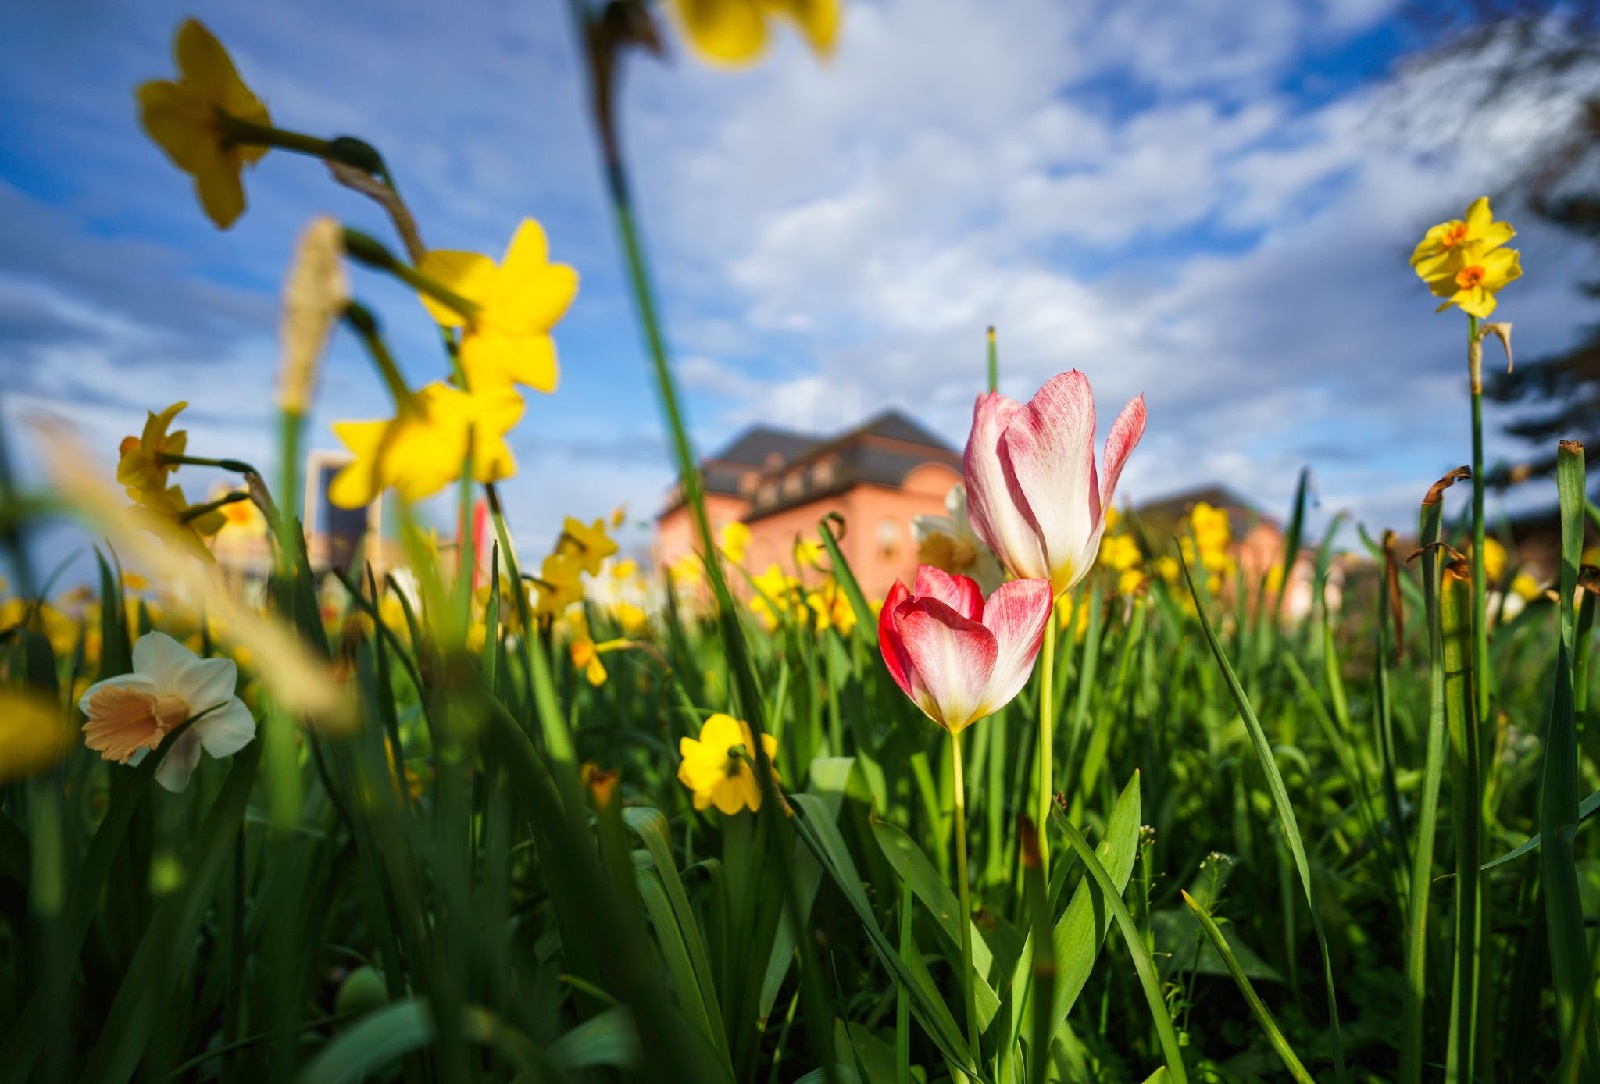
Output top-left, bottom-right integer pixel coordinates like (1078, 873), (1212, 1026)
(612, 601), (649, 636)
(330, 382), (524, 508)
(719, 521), (751, 564)
(614, 558), (640, 582)
(117, 402), (189, 503)
(750, 564), (800, 630)
(1479, 536), (1507, 584)
(668, 0), (841, 67)
(417, 219), (579, 394)
(127, 483), (226, 560)
(806, 580), (856, 634)
(677, 712), (779, 814)
(1510, 572), (1542, 601)
(533, 552), (586, 620)
(794, 536), (825, 569)
(0, 692), (73, 784)
(136, 19), (271, 229)
(571, 636), (609, 686)
(1412, 197), (1521, 319)
(1101, 534), (1142, 574)
(558, 517), (619, 576)
(610, 505), (627, 529)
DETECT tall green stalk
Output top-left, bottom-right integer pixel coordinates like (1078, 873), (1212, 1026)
(1442, 563), (1480, 1084)
(1037, 612), (1058, 874)
(1467, 314), (1490, 727)
(950, 729), (979, 1060)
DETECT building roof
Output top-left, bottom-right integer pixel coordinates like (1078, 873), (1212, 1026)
(660, 409), (958, 519)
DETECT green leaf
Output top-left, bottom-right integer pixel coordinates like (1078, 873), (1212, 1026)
(299, 999), (560, 1084)
(1481, 789), (1600, 870)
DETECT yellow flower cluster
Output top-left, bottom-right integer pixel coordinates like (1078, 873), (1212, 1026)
(747, 562), (856, 635)
(677, 712), (780, 814)
(1411, 197), (1521, 319)
(1160, 501), (1235, 597)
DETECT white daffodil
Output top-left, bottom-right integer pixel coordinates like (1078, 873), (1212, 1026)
(78, 631), (256, 793)
(911, 484), (1004, 595)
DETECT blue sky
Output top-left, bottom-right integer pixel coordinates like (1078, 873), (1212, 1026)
(0, 0), (1592, 568)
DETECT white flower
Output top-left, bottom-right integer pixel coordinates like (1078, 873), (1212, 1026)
(78, 631), (256, 793)
(911, 484), (1004, 595)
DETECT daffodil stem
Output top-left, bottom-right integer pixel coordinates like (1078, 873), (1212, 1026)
(950, 727), (981, 1062)
(157, 453), (257, 474)
(218, 115), (336, 158)
(1467, 313), (1490, 727)
(1038, 606), (1058, 874)
(340, 228), (481, 323)
(179, 490), (250, 523)
(342, 303), (415, 413)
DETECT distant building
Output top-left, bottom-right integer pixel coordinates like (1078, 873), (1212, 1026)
(654, 410), (963, 600)
(211, 450), (401, 585)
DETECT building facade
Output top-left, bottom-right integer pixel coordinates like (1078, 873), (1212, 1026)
(654, 411), (963, 601)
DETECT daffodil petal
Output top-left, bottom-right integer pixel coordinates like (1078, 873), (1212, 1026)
(417, 250), (498, 326)
(671, 0), (770, 64)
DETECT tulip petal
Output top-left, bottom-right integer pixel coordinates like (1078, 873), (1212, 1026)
(912, 565), (984, 622)
(964, 392), (1046, 581)
(897, 599), (997, 732)
(1098, 395), (1147, 519)
(977, 578), (1053, 717)
(877, 581), (915, 701)
(999, 371), (1099, 591)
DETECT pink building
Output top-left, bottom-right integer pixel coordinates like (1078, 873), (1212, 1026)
(654, 411), (962, 601)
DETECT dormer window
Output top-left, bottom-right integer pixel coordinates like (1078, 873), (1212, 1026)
(812, 456), (836, 487)
(739, 471), (758, 495)
(758, 482), (777, 506)
(783, 470), (804, 498)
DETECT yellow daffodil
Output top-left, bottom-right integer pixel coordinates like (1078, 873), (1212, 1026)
(805, 579), (856, 634)
(0, 692), (73, 784)
(1479, 536), (1507, 584)
(558, 517), (619, 576)
(749, 564), (801, 630)
(1410, 196), (1514, 280)
(117, 402), (190, 502)
(127, 483), (227, 560)
(1412, 197), (1521, 319)
(794, 536), (825, 569)
(330, 382), (525, 509)
(612, 601), (649, 636)
(610, 505), (627, 529)
(668, 0), (841, 67)
(571, 636), (609, 685)
(417, 219), (579, 394)
(533, 552), (586, 620)
(1510, 572), (1542, 602)
(719, 521), (751, 564)
(677, 712), (779, 814)
(614, 558), (640, 582)
(136, 19), (271, 229)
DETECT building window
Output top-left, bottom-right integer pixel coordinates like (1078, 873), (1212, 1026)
(783, 470), (804, 498)
(758, 482), (777, 506)
(878, 517), (901, 559)
(812, 457), (835, 486)
(739, 471), (758, 495)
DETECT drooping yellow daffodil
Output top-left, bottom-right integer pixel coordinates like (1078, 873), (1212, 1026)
(558, 517), (620, 577)
(136, 19), (271, 229)
(533, 552), (586, 620)
(127, 483), (227, 560)
(668, 0), (841, 67)
(117, 401), (190, 502)
(417, 220), (579, 394)
(329, 383), (525, 508)
(805, 579), (856, 634)
(677, 712), (779, 814)
(1411, 197), (1521, 319)
(749, 563), (801, 630)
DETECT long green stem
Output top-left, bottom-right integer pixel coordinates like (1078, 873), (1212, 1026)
(1467, 313), (1490, 729)
(986, 326), (998, 394)
(950, 728), (979, 1060)
(1038, 609), (1058, 873)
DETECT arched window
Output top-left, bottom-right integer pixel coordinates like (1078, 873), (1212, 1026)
(878, 517), (901, 559)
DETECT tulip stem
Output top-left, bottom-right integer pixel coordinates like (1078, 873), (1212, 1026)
(950, 727), (980, 1062)
(986, 325), (998, 395)
(1038, 609), (1058, 874)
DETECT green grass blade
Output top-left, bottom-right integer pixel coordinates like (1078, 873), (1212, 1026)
(1179, 551), (1346, 1083)
(1181, 891), (1314, 1084)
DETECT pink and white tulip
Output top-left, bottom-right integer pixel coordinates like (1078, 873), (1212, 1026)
(878, 565), (1053, 733)
(964, 370), (1146, 595)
